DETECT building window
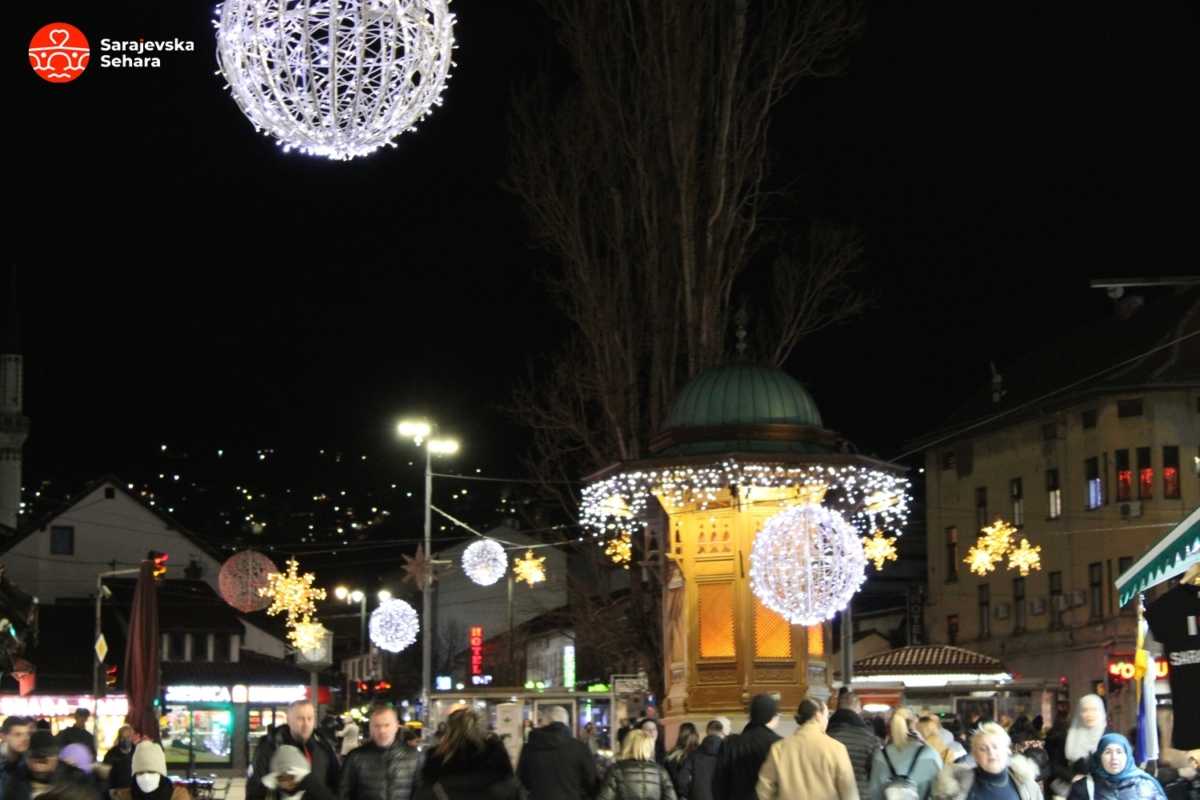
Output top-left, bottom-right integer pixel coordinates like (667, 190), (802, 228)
(1046, 469), (1062, 519)
(50, 525), (75, 556)
(1050, 571), (1064, 629)
(978, 584), (991, 639)
(1089, 562), (1103, 620)
(1013, 577), (1026, 633)
(168, 632), (187, 662)
(975, 487), (988, 529)
(1117, 398), (1144, 418)
(947, 614), (959, 646)
(1163, 446), (1180, 499)
(104, 486), (116, 499)
(698, 582), (737, 659)
(1137, 447), (1153, 499)
(945, 527), (959, 583)
(1118, 557), (1134, 615)
(1010, 478), (1024, 526)
(1082, 409), (1097, 429)
(1115, 449), (1132, 502)
(212, 633), (231, 663)
(1085, 457), (1102, 510)
(940, 451), (956, 471)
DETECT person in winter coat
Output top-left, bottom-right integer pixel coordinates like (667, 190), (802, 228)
(917, 718), (952, 766)
(867, 708), (943, 800)
(676, 720), (725, 800)
(264, 745), (338, 800)
(1065, 734), (1166, 800)
(596, 729), (679, 800)
(339, 704), (422, 800)
(931, 722), (1043, 800)
(828, 692), (881, 800)
(413, 707), (522, 800)
(109, 742), (191, 800)
(57, 710), (98, 759)
(713, 694), (782, 800)
(338, 719), (362, 758)
(516, 705), (597, 800)
(250, 701), (341, 800)
(665, 724), (699, 796)
(5, 731), (97, 800)
(1047, 695), (1108, 800)
(756, 698), (858, 800)
(102, 727), (136, 791)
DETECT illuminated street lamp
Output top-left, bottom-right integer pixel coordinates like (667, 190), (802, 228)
(335, 585), (369, 653)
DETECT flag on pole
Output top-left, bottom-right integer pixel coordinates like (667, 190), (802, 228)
(1133, 600), (1159, 765)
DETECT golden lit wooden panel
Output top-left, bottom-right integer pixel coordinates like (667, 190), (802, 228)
(754, 597), (792, 658)
(698, 582), (736, 658)
(807, 625), (825, 656)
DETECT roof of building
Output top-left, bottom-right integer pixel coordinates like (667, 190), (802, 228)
(853, 644), (1005, 676)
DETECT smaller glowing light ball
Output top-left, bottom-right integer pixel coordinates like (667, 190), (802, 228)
(462, 539), (507, 586)
(369, 598), (420, 653)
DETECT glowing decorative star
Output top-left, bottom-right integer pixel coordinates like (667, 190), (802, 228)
(1007, 538), (1042, 576)
(259, 558), (327, 621)
(964, 542), (998, 576)
(401, 545), (436, 588)
(605, 532), (632, 569)
(862, 530), (899, 571)
(980, 518), (1017, 558)
(513, 550), (547, 587)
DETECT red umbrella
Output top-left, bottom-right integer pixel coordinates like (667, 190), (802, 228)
(124, 559), (161, 740)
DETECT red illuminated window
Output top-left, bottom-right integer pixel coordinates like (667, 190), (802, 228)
(1115, 449), (1132, 502)
(1137, 448), (1153, 500)
(1163, 446), (1180, 499)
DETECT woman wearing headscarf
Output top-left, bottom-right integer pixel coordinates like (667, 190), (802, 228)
(1047, 696), (1108, 799)
(1065, 733), (1166, 800)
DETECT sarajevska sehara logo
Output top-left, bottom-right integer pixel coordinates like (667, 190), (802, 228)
(29, 23), (90, 84)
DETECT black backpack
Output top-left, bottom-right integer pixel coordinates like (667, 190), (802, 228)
(881, 744), (928, 800)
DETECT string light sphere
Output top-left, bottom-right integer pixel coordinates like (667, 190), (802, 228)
(862, 530), (899, 571)
(604, 532), (632, 569)
(749, 503), (868, 626)
(980, 518), (1017, 558)
(462, 539), (507, 586)
(369, 598), (420, 652)
(259, 558), (327, 620)
(1007, 538), (1043, 576)
(214, 0), (456, 160)
(513, 550), (547, 586)
(964, 541), (998, 576)
(218, 550), (276, 612)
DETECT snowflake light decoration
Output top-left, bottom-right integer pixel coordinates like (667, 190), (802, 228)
(964, 541), (998, 576)
(369, 598), (420, 653)
(462, 539), (507, 586)
(214, 0), (456, 160)
(604, 532), (632, 569)
(290, 621), (327, 653)
(513, 550), (547, 587)
(259, 558), (326, 621)
(1007, 538), (1043, 576)
(980, 518), (1017, 558)
(862, 530), (899, 571)
(749, 503), (868, 626)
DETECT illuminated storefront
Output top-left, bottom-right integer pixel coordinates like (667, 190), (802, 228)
(163, 684), (309, 770)
(0, 695), (129, 758)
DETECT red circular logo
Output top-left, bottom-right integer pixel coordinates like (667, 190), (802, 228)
(29, 23), (90, 84)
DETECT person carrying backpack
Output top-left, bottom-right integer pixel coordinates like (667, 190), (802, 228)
(868, 709), (943, 800)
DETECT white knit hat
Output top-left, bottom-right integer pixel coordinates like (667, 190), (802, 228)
(132, 741), (168, 777)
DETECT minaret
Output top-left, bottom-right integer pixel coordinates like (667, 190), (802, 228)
(0, 269), (28, 531)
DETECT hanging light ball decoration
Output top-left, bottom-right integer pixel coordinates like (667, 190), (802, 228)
(218, 550), (276, 613)
(214, 0), (456, 160)
(462, 539), (507, 586)
(369, 598), (420, 653)
(749, 504), (867, 626)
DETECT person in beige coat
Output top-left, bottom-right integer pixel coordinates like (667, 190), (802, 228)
(756, 698), (860, 800)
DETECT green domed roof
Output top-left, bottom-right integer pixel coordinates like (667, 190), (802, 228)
(663, 364), (823, 431)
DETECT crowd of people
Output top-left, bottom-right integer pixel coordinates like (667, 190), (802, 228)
(2, 693), (1196, 800)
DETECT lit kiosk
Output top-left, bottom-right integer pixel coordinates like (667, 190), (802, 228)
(582, 365), (909, 735)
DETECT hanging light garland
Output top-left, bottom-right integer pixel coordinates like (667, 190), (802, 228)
(604, 532), (632, 569)
(214, 0), (456, 160)
(862, 530), (899, 571)
(749, 503), (867, 626)
(369, 598), (420, 653)
(513, 550), (547, 587)
(1007, 538), (1043, 576)
(582, 460), (910, 539)
(462, 539), (507, 586)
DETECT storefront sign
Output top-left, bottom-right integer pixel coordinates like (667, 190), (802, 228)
(1107, 658), (1169, 681)
(1, 695), (129, 717)
(435, 676), (452, 691)
(469, 626), (484, 676)
(166, 685), (307, 705)
(471, 675), (493, 686)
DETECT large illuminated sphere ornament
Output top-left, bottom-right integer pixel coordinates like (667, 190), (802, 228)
(218, 550), (276, 613)
(214, 0), (456, 160)
(462, 539), (507, 586)
(749, 503), (868, 626)
(369, 598), (419, 653)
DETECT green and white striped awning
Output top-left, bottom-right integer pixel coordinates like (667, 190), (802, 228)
(1116, 505), (1200, 607)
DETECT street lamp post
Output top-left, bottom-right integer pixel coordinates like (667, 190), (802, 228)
(334, 586), (368, 654)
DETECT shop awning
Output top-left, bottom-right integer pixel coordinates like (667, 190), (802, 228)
(1116, 505), (1200, 608)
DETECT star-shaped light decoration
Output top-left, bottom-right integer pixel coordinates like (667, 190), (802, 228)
(1007, 538), (1043, 576)
(605, 531), (632, 569)
(980, 518), (1017, 558)
(862, 530), (899, 571)
(964, 541), (998, 576)
(290, 620), (327, 653)
(401, 545), (436, 588)
(513, 550), (547, 587)
(259, 558), (326, 621)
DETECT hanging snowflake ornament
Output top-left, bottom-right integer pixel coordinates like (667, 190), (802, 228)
(289, 621), (327, 654)
(401, 545), (436, 588)
(513, 550), (547, 587)
(369, 598), (420, 652)
(259, 558), (327, 621)
(980, 518), (1017, 558)
(605, 532), (632, 569)
(749, 503), (867, 626)
(214, 0), (456, 160)
(218, 550), (276, 613)
(1007, 538), (1043, 576)
(964, 541), (998, 576)
(862, 530), (899, 571)
(462, 539), (507, 586)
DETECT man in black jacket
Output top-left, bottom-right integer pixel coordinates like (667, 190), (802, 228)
(516, 705), (597, 800)
(825, 692), (878, 799)
(6, 731), (97, 800)
(339, 703), (422, 800)
(677, 719), (725, 800)
(56, 709), (97, 758)
(712, 694), (781, 800)
(249, 700), (340, 800)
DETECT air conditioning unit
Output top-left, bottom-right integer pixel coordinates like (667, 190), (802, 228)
(1030, 597), (1047, 616)
(1120, 501), (1143, 519)
(1068, 590), (1087, 608)
(994, 603), (1010, 620)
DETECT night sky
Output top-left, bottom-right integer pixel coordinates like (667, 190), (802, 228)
(13, 1), (1197, 570)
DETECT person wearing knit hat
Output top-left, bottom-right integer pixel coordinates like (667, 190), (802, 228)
(261, 745), (336, 800)
(6, 731), (93, 800)
(106, 742), (189, 800)
(712, 694), (783, 800)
